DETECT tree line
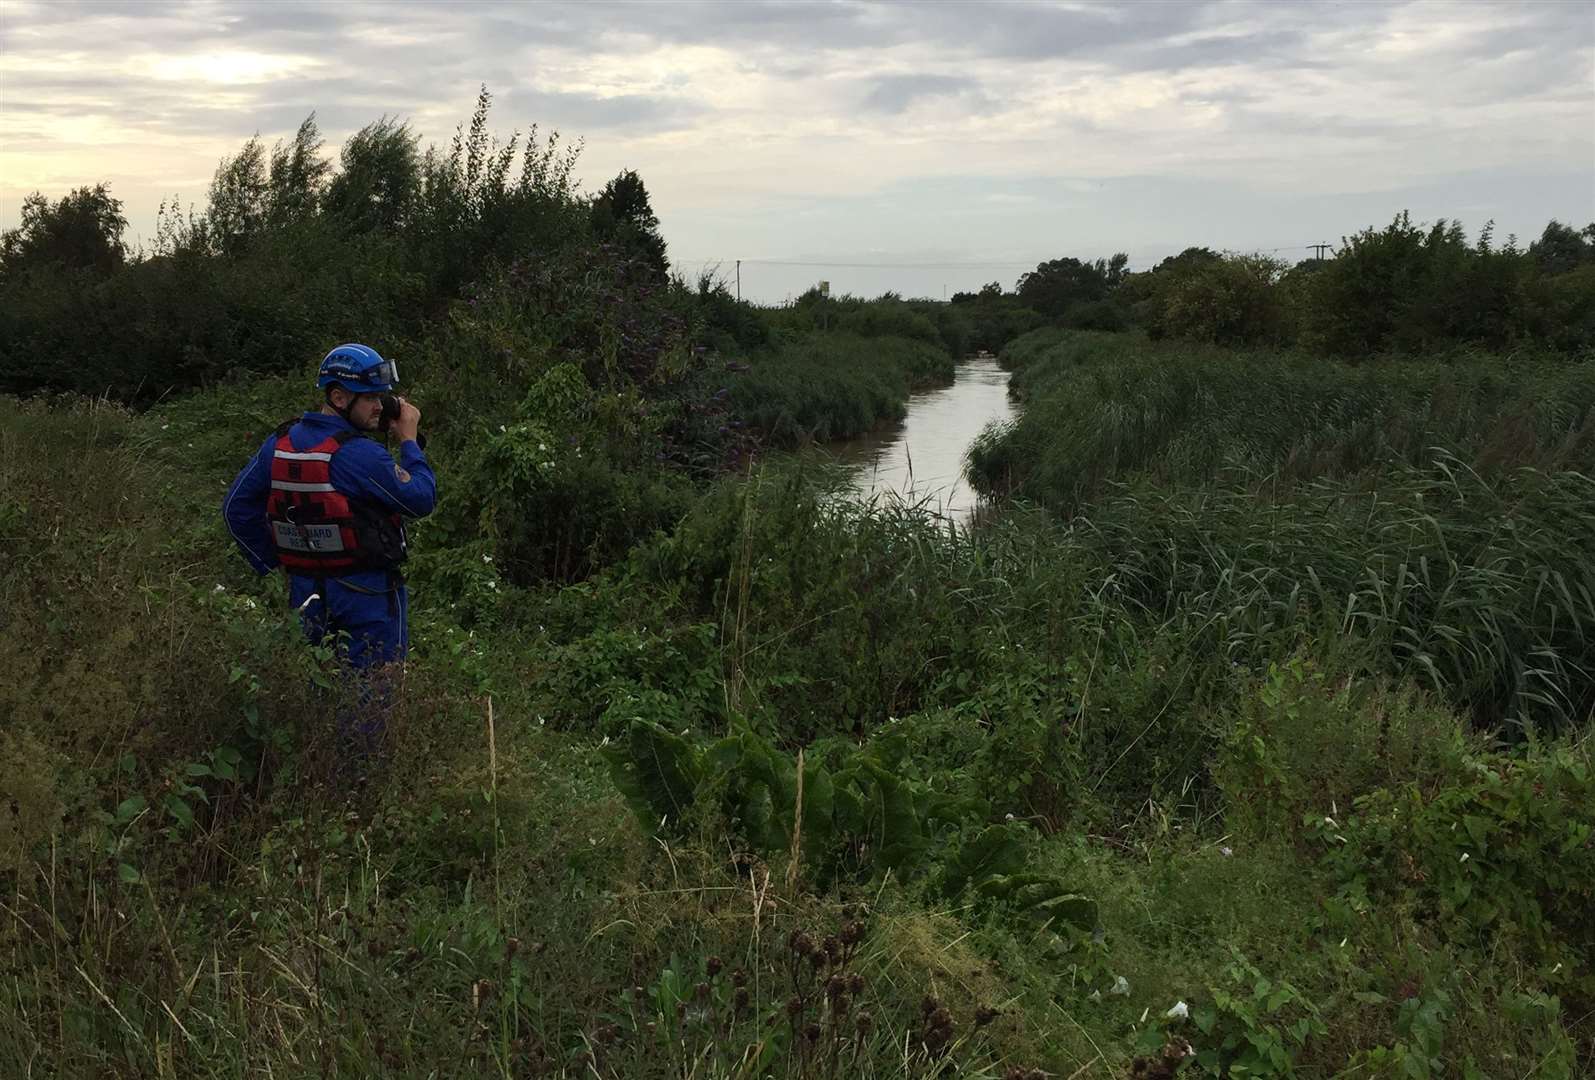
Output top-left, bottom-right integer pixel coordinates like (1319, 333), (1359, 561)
(3, 83), (1592, 405)
(0, 89), (671, 401)
(954, 217), (1595, 355)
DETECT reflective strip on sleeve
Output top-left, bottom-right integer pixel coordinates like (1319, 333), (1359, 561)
(270, 480), (338, 493)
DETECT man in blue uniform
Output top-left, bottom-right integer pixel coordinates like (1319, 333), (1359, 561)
(223, 343), (437, 760)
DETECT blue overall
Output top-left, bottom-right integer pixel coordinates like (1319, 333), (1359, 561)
(223, 412), (437, 755)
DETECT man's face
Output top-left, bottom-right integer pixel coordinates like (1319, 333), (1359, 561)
(333, 389), (384, 431)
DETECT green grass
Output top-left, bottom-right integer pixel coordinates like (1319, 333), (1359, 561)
(731, 332), (956, 446)
(3, 368), (1592, 1076)
(970, 330), (1595, 511)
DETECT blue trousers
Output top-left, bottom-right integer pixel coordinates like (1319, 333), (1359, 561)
(288, 574), (409, 668)
(288, 575), (408, 763)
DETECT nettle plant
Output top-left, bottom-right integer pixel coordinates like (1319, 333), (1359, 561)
(603, 719), (1098, 935)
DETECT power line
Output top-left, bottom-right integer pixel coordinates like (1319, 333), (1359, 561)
(677, 246), (1330, 272)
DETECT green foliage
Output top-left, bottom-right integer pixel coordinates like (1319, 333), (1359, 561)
(972, 329), (1595, 510)
(949, 281), (1045, 353)
(1137, 253), (1294, 346)
(0, 183), (127, 280)
(1182, 959), (1329, 1077)
(729, 332), (952, 445)
(1300, 213), (1536, 355)
(1312, 744), (1595, 985)
(1529, 220), (1595, 276)
(322, 116), (422, 234)
(606, 721), (977, 876)
(11, 104), (1595, 1075)
(1215, 659), (1471, 840)
(591, 168), (669, 280)
(1016, 254), (1127, 319)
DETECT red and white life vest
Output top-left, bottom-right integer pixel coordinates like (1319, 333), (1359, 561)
(265, 426), (406, 576)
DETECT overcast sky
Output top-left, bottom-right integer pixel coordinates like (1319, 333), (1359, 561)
(3, 0), (1592, 301)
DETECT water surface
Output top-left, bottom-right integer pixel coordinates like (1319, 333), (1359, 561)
(831, 356), (1014, 521)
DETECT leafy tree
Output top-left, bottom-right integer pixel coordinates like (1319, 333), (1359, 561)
(1151, 253), (1291, 346)
(265, 114), (330, 227)
(0, 184), (127, 280)
(323, 117), (422, 234)
(411, 86), (586, 303)
(1015, 254), (1126, 319)
(206, 136), (269, 256)
(592, 168), (669, 280)
(1301, 213), (1533, 355)
(1529, 220), (1595, 276)
(950, 282), (1044, 352)
(1151, 246), (1221, 275)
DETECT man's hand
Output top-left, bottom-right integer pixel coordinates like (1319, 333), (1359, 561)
(392, 397), (421, 444)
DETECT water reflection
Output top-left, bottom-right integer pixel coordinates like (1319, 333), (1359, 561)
(831, 357), (1014, 521)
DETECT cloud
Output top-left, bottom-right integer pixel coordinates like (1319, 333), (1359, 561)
(1, 0), (1590, 290)
(860, 74), (989, 114)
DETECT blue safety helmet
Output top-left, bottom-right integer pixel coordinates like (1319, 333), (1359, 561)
(318, 343), (398, 394)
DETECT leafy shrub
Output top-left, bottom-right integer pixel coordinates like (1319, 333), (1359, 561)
(1140, 254), (1294, 346)
(1312, 745), (1595, 985)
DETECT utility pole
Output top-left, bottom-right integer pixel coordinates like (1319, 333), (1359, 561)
(736, 260), (741, 302)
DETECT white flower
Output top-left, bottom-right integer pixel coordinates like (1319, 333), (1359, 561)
(482, 554), (493, 563)
(1165, 1001), (1189, 1020)
(486, 580), (497, 590)
(1004, 813), (1015, 822)
(1220, 846), (1234, 857)
(1110, 975), (1130, 996)
(212, 584), (226, 593)
(499, 425), (506, 433)
(161, 423), (170, 430)
(538, 443), (547, 451)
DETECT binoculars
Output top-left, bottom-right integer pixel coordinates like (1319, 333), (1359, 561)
(378, 393), (403, 431)
(378, 394), (426, 450)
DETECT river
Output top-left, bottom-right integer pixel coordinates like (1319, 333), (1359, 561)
(830, 355), (1015, 521)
